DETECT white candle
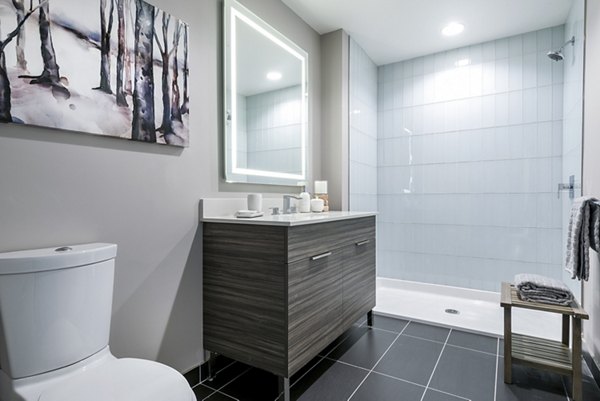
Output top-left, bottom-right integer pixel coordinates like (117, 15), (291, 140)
(314, 180), (328, 194)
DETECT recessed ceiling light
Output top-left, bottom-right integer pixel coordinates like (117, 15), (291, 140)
(266, 71), (282, 81)
(442, 22), (464, 36)
(455, 58), (471, 67)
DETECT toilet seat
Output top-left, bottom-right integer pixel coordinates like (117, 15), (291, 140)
(38, 358), (195, 401)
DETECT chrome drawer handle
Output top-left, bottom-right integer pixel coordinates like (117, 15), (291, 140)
(311, 252), (332, 261)
(355, 240), (371, 247)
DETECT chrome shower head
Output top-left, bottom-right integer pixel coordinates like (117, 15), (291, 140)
(547, 50), (564, 61)
(547, 36), (575, 62)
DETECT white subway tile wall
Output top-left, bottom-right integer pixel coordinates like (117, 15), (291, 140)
(349, 38), (379, 212)
(245, 85), (303, 175)
(375, 26), (566, 292)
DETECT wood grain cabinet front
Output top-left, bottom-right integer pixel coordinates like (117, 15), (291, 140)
(203, 216), (376, 379)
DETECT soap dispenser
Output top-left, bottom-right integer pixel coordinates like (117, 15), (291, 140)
(298, 184), (311, 213)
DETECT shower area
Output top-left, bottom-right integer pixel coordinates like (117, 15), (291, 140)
(349, 1), (585, 336)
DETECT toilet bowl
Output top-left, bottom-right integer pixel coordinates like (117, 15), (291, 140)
(0, 243), (196, 401)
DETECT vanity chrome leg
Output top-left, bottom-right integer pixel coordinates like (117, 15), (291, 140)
(207, 352), (217, 382)
(278, 376), (290, 401)
(367, 310), (373, 327)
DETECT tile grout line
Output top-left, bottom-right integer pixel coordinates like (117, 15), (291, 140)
(560, 376), (571, 401)
(319, 321), (369, 359)
(213, 366), (252, 395)
(277, 356), (326, 400)
(324, 357), (372, 373)
(346, 321), (411, 400)
(325, 354), (470, 400)
(199, 360), (238, 386)
(420, 328), (453, 401)
(400, 332), (499, 357)
(446, 342), (498, 357)
(207, 390), (239, 401)
(493, 337), (499, 401)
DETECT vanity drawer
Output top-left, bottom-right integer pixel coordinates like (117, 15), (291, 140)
(287, 216), (376, 263)
(204, 222), (287, 263)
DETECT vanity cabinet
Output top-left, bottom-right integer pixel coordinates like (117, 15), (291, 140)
(202, 216), (376, 379)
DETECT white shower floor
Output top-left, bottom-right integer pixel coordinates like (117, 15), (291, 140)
(374, 277), (563, 341)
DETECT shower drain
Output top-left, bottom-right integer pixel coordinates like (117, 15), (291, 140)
(445, 308), (460, 315)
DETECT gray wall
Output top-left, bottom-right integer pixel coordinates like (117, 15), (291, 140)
(583, 0), (600, 376)
(320, 29), (349, 211)
(0, 0), (321, 373)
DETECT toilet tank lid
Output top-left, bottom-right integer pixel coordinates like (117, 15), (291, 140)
(0, 243), (117, 275)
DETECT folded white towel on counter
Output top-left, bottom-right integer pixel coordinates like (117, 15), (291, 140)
(514, 273), (574, 306)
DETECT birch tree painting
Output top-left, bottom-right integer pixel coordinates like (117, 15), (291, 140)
(0, 0), (190, 147)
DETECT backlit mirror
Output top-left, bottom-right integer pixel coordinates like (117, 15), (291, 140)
(224, 0), (308, 186)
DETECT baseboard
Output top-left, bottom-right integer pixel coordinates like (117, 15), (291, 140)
(584, 349), (600, 389)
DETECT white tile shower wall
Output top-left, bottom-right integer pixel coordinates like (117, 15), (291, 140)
(561, 0), (585, 297)
(377, 26), (565, 292)
(245, 85), (303, 175)
(349, 38), (378, 212)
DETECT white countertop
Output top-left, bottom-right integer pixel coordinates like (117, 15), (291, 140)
(201, 211), (377, 226)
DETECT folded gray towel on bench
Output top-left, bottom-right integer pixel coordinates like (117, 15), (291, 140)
(514, 273), (574, 306)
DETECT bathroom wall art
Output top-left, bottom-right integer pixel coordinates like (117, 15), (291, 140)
(0, 0), (189, 146)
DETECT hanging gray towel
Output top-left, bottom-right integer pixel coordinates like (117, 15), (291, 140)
(565, 197), (598, 281)
(589, 200), (600, 253)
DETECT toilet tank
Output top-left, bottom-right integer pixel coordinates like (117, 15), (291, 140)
(0, 243), (117, 379)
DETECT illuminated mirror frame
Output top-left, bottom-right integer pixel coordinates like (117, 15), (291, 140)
(224, 0), (308, 185)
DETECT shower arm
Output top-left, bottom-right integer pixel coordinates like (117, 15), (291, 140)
(559, 36), (576, 52)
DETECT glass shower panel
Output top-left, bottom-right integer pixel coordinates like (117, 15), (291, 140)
(560, 0), (585, 299)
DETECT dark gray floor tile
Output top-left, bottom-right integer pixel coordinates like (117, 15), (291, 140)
(447, 330), (498, 354)
(560, 369), (600, 401)
(205, 391), (237, 401)
(193, 384), (216, 400)
(402, 322), (450, 342)
(319, 325), (369, 357)
(286, 358), (369, 401)
(499, 339), (504, 356)
(185, 366), (200, 387)
(583, 376), (600, 401)
(367, 314), (409, 333)
(429, 345), (496, 401)
(201, 355), (237, 381)
(290, 355), (323, 386)
(327, 327), (397, 369)
(373, 335), (444, 386)
(220, 368), (279, 401)
(203, 362), (250, 391)
(349, 372), (424, 401)
(496, 357), (566, 401)
(422, 388), (469, 401)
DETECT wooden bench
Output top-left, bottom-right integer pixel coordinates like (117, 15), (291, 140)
(501, 282), (589, 401)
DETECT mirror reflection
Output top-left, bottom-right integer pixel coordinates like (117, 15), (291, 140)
(225, 0), (308, 185)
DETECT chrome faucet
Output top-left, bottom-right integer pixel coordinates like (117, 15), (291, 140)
(283, 195), (302, 214)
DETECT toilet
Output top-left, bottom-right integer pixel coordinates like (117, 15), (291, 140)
(0, 243), (197, 401)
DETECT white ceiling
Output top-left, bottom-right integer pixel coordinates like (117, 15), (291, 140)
(237, 20), (302, 96)
(281, 0), (575, 65)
